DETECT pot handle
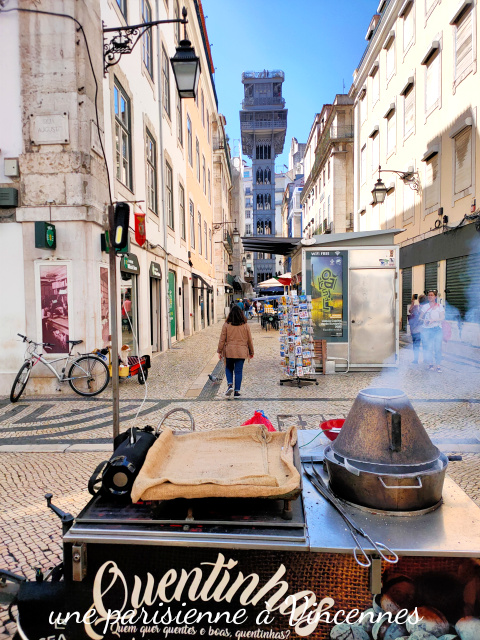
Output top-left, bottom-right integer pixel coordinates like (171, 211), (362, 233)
(385, 408), (401, 452)
(378, 476), (423, 490)
(344, 458), (361, 477)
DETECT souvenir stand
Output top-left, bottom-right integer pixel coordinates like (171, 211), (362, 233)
(279, 291), (319, 387)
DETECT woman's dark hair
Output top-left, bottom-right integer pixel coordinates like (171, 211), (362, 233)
(227, 305), (247, 326)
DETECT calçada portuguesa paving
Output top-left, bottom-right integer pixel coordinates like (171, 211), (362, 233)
(0, 319), (480, 638)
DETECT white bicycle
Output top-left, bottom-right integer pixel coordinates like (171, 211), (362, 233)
(10, 334), (110, 402)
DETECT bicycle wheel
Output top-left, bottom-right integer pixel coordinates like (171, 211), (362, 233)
(68, 356), (110, 396)
(10, 362), (32, 402)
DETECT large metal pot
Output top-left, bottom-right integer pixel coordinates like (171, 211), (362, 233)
(325, 387), (448, 512)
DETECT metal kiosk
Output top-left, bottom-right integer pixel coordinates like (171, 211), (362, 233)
(294, 229), (404, 371)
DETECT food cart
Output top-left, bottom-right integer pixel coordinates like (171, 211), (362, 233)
(6, 390), (480, 640)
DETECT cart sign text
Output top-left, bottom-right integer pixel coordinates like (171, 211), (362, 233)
(49, 554), (419, 639)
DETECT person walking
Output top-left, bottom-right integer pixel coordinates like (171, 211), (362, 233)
(420, 290), (445, 372)
(244, 298), (251, 319)
(407, 294), (422, 364)
(236, 299), (244, 312)
(217, 306), (254, 398)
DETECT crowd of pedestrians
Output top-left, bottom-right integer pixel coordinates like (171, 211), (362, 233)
(407, 290), (446, 372)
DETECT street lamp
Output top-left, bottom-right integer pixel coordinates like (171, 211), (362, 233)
(171, 9), (201, 99)
(103, 7), (200, 100)
(232, 227), (240, 244)
(371, 165), (419, 205)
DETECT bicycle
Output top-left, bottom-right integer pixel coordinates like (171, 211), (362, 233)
(10, 334), (110, 402)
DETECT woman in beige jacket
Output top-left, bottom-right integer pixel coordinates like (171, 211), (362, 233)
(217, 305), (254, 397)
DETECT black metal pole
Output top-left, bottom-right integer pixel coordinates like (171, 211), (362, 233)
(108, 204), (120, 442)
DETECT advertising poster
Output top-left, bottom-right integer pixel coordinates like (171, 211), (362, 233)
(100, 266), (110, 345)
(39, 264), (69, 352)
(309, 251), (347, 341)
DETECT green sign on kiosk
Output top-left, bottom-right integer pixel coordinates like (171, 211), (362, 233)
(35, 221), (56, 250)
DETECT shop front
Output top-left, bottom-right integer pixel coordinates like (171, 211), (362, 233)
(149, 262), (162, 353)
(120, 254), (140, 355)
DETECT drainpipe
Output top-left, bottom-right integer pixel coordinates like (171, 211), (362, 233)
(155, 0), (171, 350)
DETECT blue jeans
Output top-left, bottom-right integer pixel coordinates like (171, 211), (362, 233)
(423, 327), (442, 365)
(225, 358), (245, 391)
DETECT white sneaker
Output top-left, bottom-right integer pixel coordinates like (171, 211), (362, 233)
(225, 385), (233, 397)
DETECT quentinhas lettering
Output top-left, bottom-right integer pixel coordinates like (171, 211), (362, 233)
(49, 553), (419, 638)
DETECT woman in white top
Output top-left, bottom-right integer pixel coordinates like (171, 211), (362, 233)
(419, 291), (445, 372)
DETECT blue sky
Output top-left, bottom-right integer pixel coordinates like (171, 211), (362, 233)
(201, 0), (377, 168)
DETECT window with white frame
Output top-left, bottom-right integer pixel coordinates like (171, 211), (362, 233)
(142, 0), (153, 77)
(454, 126), (472, 194)
(403, 181), (415, 222)
(165, 161), (174, 229)
(207, 169), (211, 203)
(453, 5), (474, 82)
(386, 111), (396, 156)
(146, 129), (157, 213)
(424, 49), (440, 113)
(198, 211), (202, 254)
(202, 155), (206, 194)
(360, 144), (367, 184)
(204, 221), (208, 260)
(403, 85), (415, 137)
(402, 3), (414, 53)
(114, 79), (132, 189)
(201, 91), (205, 127)
(176, 92), (183, 146)
(179, 184), (185, 240)
(162, 46), (170, 117)
(209, 229), (212, 263)
(116, 0), (127, 19)
(187, 116), (192, 165)
(371, 132), (380, 173)
(360, 94), (367, 124)
(196, 138), (200, 181)
(386, 38), (395, 80)
(206, 110), (210, 143)
(371, 67), (380, 104)
(174, 0), (180, 44)
(245, 223), (252, 235)
(245, 210), (251, 218)
(424, 153), (440, 210)
(190, 199), (195, 248)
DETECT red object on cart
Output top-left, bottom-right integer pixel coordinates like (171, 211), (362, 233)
(128, 355), (151, 384)
(320, 418), (345, 441)
(242, 410), (276, 432)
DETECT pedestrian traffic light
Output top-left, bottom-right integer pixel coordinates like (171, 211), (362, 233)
(113, 202), (130, 250)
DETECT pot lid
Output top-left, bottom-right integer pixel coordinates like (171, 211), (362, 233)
(332, 387), (440, 466)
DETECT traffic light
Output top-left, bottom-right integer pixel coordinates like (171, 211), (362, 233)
(113, 202), (130, 250)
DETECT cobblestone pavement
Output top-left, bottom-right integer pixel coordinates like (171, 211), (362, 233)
(0, 320), (479, 638)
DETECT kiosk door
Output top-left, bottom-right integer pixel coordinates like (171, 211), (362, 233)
(350, 268), (396, 365)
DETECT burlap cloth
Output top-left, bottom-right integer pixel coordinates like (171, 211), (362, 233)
(131, 424), (300, 502)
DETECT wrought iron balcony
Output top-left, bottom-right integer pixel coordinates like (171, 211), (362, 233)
(242, 97), (285, 109)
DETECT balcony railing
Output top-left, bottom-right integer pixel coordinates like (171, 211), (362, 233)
(242, 70), (285, 81)
(242, 97), (285, 108)
(240, 120), (287, 131)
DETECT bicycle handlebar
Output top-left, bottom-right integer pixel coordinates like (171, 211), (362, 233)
(17, 333), (54, 348)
